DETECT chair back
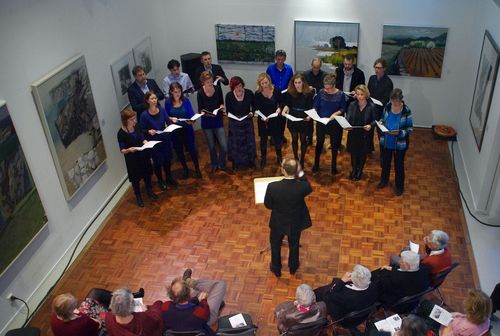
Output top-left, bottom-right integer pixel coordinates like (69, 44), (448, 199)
(334, 302), (381, 329)
(387, 287), (434, 314)
(431, 261), (460, 288)
(282, 317), (328, 336)
(216, 313), (257, 335)
(5, 328), (41, 336)
(163, 330), (207, 336)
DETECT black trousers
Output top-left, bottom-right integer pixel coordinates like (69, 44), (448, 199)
(131, 175), (153, 196)
(380, 147), (406, 191)
(270, 229), (301, 272)
(260, 135), (282, 162)
(290, 130), (307, 165)
(172, 128), (200, 170)
(350, 151), (367, 174)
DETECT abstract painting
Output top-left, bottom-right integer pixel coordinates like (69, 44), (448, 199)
(382, 25), (448, 78)
(0, 101), (47, 275)
(215, 24), (275, 64)
(111, 51), (134, 109)
(133, 37), (153, 76)
(31, 54), (107, 200)
(469, 30), (499, 151)
(294, 21), (359, 73)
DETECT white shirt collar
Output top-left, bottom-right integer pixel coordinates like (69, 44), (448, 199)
(345, 283), (369, 291)
(429, 248), (445, 256)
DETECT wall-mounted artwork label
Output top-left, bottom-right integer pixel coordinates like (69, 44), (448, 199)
(215, 24), (275, 64)
(31, 54), (107, 200)
(382, 25), (448, 78)
(0, 101), (47, 275)
(294, 21), (359, 73)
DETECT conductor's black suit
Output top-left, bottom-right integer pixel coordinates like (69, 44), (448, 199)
(264, 175), (312, 274)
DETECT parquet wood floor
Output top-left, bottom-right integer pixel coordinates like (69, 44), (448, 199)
(28, 126), (477, 335)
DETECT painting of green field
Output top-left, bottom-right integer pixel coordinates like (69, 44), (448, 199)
(215, 24), (275, 64)
(0, 101), (47, 275)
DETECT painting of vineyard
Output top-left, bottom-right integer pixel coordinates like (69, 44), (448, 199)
(215, 24), (275, 64)
(382, 25), (448, 78)
(294, 21), (359, 73)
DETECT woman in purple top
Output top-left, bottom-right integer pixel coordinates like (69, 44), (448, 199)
(165, 83), (202, 179)
(312, 73), (346, 175)
(197, 71), (229, 173)
(117, 108), (156, 207)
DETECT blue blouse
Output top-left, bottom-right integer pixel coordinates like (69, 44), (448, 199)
(313, 90), (346, 118)
(384, 112), (402, 150)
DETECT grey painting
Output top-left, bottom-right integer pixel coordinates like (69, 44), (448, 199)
(31, 54), (107, 200)
(294, 21), (359, 73)
(470, 30), (499, 151)
(133, 37), (153, 76)
(111, 51), (134, 109)
(0, 101), (47, 275)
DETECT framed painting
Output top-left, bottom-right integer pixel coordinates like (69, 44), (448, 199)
(382, 25), (448, 78)
(215, 24), (275, 64)
(31, 54), (107, 200)
(133, 36), (153, 77)
(469, 30), (500, 151)
(294, 21), (359, 73)
(111, 51), (134, 109)
(0, 100), (47, 276)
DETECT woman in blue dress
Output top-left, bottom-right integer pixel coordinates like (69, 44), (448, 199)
(165, 83), (202, 179)
(140, 91), (178, 190)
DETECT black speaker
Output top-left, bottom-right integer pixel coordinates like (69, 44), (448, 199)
(181, 53), (201, 85)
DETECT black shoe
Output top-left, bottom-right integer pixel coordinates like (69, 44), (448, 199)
(210, 166), (217, 173)
(133, 288), (145, 298)
(136, 195), (144, 207)
(271, 268), (281, 277)
(158, 180), (167, 191)
(182, 169), (189, 179)
(395, 188), (404, 196)
(355, 170), (363, 180)
(349, 170), (356, 180)
(147, 191), (159, 200)
(166, 175), (178, 187)
(222, 167), (234, 175)
(312, 164), (319, 173)
(377, 182), (387, 189)
(290, 268), (298, 275)
(195, 169), (203, 178)
(182, 268), (192, 281)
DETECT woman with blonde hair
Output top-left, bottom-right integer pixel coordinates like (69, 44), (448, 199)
(254, 73), (285, 169)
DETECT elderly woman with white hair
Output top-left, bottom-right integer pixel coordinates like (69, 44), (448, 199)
(275, 284), (327, 334)
(105, 288), (163, 336)
(315, 264), (379, 321)
(421, 230), (452, 284)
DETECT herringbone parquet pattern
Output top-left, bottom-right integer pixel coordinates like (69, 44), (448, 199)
(28, 126), (476, 335)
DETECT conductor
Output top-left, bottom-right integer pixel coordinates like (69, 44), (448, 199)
(264, 158), (312, 277)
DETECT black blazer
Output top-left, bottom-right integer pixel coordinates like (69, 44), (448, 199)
(264, 176), (312, 236)
(194, 64), (229, 90)
(127, 79), (165, 116)
(335, 65), (366, 93)
(325, 279), (379, 321)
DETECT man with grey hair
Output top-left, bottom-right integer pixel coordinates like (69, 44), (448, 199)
(275, 284), (327, 334)
(105, 287), (163, 336)
(314, 264), (379, 321)
(373, 250), (430, 310)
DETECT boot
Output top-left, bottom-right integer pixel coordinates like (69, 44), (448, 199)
(135, 194), (144, 207)
(146, 189), (159, 200)
(158, 180), (167, 191)
(166, 174), (178, 187)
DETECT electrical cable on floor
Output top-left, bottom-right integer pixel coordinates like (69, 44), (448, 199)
(449, 141), (499, 228)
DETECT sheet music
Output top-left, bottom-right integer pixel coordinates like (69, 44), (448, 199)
(281, 88), (288, 94)
(227, 113), (248, 121)
(254, 176), (285, 204)
(212, 107), (221, 115)
(284, 113), (304, 122)
(213, 78), (220, 86)
(178, 113), (203, 122)
(343, 91), (354, 97)
(371, 97), (383, 106)
(334, 116), (353, 129)
(132, 298), (146, 312)
(255, 110), (278, 121)
(156, 124), (182, 134)
(409, 240), (420, 253)
(305, 109), (330, 125)
(132, 140), (161, 151)
(376, 121), (389, 132)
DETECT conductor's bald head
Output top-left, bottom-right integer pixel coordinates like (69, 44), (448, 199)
(281, 158), (299, 177)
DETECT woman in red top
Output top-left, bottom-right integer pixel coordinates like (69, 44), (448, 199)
(50, 293), (101, 336)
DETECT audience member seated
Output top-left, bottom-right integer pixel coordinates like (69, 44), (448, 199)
(275, 284), (327, 335)
(161, 269), (226, 332)
(51, 293), (102, 336)
(390, 230), (452, 286)
(373, 251), (430, 310)
(440, 289), (492, 336)
(398, 314), (432, 336)
(105, 288), (163, 336)
(315, 264), (379, 321)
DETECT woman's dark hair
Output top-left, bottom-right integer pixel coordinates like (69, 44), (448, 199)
(390, 88), (404, 101)
(144, 91), (157, 109)
(399, 314), (428, 336)
(373, 58), (387, 68)
(287, 73), (311, 97)
(169, 82), (185, 105)
(230, 76), (245, 91)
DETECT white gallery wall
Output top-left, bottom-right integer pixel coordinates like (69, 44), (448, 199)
(0, 0), (498, 333)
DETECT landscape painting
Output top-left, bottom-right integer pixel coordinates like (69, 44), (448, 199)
(111, 51), (134, 109)
(31, 54), (107, 200)
(133, 37), (153, 76)
(0, 101), (47, 276)
(469, 30), (499, 151)
(215, 24), (275, 64)
(382, 25), (448, 78)
(294, 21), (359, 73)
